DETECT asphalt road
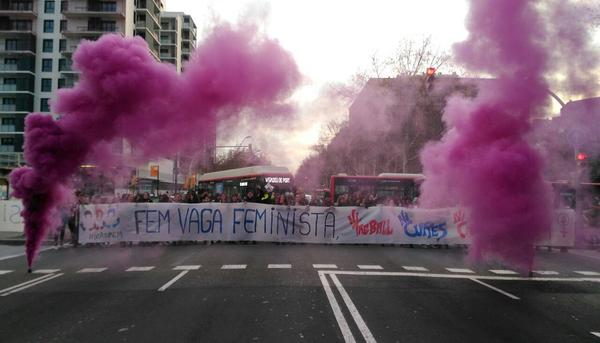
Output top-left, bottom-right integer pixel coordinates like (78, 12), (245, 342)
(0, 243), (598, 343)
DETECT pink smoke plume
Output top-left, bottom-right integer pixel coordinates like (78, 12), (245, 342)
(10, 22), (301, 268)
(420, 0), (558, 271)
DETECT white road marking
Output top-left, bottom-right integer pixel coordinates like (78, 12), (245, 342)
(330, 274), (377, 343)
(318, 272), (356, 343)
(357, 265), (383, 270)
(533, 270), (559, 275)
(470, 278), (520, 300)
(0, 246), (56, 261)
(446, 268), (475, 274)
(321, 270), (600, 283)
(489, 269), (518, 275)
(173, 265), (201, 270)
(591, 332), (600, 338)
(402, 266), (429, 272)
(313, 264), (338, 269)
(574, 271), (600, 276)
(77, 268), (107, 273)
(0, 274), (55, 294)
(158, 271), (189, 292)
(0, 273), (64, 297)
(268, 264), (292, 269)
(126, 266), (155, 272)
(0, 270), (13, 275)
(33, 269), (61, 274)
(221, 264), (247, 270)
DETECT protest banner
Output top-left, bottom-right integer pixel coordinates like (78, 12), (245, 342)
(78, 202), (575, 247)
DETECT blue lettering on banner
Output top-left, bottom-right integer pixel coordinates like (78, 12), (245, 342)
(398, 210), (447, 241)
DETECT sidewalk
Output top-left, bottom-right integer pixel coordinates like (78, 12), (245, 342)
(569, 248), (600, 261)
(0, 232), (53, 246)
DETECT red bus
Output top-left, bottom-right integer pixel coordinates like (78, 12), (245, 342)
(330, 173), (425, 205)
(198, 166), (294, 197)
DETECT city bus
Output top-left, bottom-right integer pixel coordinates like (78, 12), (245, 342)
(197, 166), (294, 198)
(330, 173), (425, 205)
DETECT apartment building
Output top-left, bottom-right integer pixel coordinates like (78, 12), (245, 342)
(0, 0), (202, 155)
(159, 11), (195, 72)
(0, 0), (200, 196)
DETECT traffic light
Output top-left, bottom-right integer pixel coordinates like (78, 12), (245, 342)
(576, 152), (587, 162)
(425, 67), (436, 91)
(426, 67), (436, 77)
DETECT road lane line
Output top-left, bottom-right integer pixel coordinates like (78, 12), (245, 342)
(330, 274), (377, 343)
(470, 278), (520, 300)
(574, 271), (600, 276)
(402, 266), (429, 272)
(158, 271), (189, 292)
(126, 266), (155, 272)
(357, 265), (383, 270)
(268, 264), (292, 269)
(0, 270), (13, 275)
(533, 270), (559, 275)
(0, 273), (64, 297)
(591, 332), (600, 338)
(489, 269), (518, 275)
(318, 271), (356, 343)
(325, 270), (600, 282)
(0, 246), (56, 261)
(313, 264), (338, 269)
(33, 269), (61, 274)
(221, 264), (247, 270)
(173, 265), (201, 270)
(446, 268), (475, 274)
(77, 268), (107, 273)
(0, 274), (54, 294)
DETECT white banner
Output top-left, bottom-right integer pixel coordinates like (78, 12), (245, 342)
(78, 203), (575, 247)
(0, 200), (24, 233)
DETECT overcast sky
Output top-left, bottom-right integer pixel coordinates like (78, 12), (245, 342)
(161, 1), (498, 171)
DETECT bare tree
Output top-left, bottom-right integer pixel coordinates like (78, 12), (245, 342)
(388, 36), (451, 76)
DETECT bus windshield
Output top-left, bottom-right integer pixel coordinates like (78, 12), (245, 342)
(330, 173), (424, 206)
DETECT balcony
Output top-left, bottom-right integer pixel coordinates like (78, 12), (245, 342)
(0, 23), (35, 36)
(135, 7), (160, 27)
(62, 25), (122, 38)
(0, 2), (37, 19)
(0, 152), (25, 168)
(0, 124), (17, 133)
(0, 84), (34, 94)
(62, 5), (125, 19)
(0, 45), (35, 55)
(0, 64), (34, 74)
(0, 104), (30, 113)
(60, 43), (79, 56)
(135, 20), (159, 44)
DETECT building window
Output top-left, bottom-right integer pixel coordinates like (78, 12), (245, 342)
(43, 20), (54, 33)
(42, 59), (52, 72)
(5, 39), (17, 51)
(44, 1), (55, 13)
(2, 118), (16, 125)
(2, 98), (15, 105)
(1, 137), (14, 145)
(41, 78), (52, 92)
(60, 20), (67, 32)
(4, 58), (17, 65)
(58, 78), (65, 89)
(59, 39), (66, 52)
(3, 78), (16, 85)
(40, 98), (50, 112)
(42, 39), (53, 53)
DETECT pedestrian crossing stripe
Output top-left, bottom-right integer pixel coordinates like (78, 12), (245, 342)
(489, 269), (518, 275)
(126, 266), (155, 272)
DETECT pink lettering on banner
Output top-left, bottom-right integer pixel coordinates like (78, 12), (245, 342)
(347, 209), (393, 236)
